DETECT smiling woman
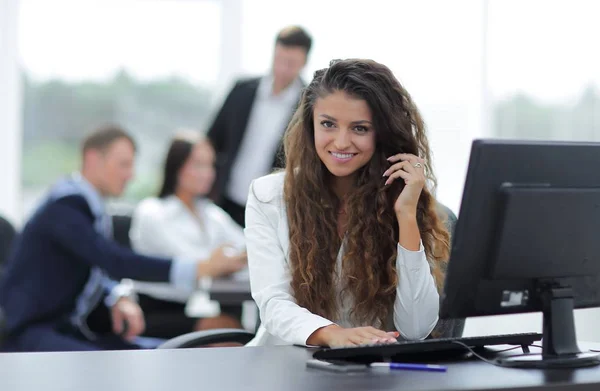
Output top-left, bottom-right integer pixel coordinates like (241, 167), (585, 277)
(244, 58), (450, 348)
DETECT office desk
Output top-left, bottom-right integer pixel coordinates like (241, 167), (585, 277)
(1, 344), (600, 391)
(208, 277), (252, 305)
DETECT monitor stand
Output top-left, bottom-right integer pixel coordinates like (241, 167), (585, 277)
(497, 284), (600, 368)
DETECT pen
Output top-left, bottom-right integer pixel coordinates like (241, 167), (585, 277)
(369, 362), (447, 372)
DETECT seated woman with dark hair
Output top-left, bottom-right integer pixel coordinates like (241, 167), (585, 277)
(130, 131), (247, 339)
(246, 59), (451, 347)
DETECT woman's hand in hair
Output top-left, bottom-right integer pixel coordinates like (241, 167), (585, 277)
(383, 153), (426, 217)
(197, 245), (247, 278)
(384, 153), (425, 250)
(307, 324), (399, 348)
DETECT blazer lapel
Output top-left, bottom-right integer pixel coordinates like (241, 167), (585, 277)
(231, 78), (260, 152)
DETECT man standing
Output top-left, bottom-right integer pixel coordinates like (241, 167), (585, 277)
(0, 125), (245, 352)
(208, 26), (312, 226)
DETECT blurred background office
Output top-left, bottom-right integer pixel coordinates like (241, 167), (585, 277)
(1, 0), (599, 340)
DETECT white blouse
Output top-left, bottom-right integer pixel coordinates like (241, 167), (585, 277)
(130, 196), (245, 302)
(245, 172), (439, 346)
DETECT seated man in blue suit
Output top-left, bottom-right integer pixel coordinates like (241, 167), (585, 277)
(0, 125), (245, 352)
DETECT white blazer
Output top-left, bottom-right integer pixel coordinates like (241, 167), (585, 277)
(244, 172), (440, 346)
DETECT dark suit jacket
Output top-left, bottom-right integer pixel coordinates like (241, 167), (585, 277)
(0, 194), (173, 338)
(207, 77), (303, 202)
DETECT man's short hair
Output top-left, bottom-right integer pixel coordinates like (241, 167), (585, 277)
(81, 124), (137, 156)
(275, 26), (312, 55)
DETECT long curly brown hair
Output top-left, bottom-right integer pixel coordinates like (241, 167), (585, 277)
(283, 59), (450, 327)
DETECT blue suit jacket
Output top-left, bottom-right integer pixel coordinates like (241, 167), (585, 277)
(0, 194), (173, 337)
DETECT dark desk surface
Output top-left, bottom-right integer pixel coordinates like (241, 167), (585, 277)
(208, 277), (252, 304)
(2, 344), (600, 391)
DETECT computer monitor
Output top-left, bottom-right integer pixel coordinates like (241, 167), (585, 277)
(440, 139), (600, 368)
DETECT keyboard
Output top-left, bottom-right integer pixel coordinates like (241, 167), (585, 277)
(313, 332), (543, 364)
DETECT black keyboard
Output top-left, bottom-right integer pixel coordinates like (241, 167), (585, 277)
(313, 332), (542, 364)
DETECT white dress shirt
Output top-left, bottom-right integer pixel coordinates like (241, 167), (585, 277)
(130, 196), (245, 302)
(225, 75), (303, 206)
(244, 172), (440, 346)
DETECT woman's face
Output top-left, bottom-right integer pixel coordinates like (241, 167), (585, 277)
(313, 90), (376, 179)
(177, 141), (216, 197)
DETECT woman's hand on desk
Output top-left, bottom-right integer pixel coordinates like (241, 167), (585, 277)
(307, 324), (399, 348)
(197, 245), (247, 278)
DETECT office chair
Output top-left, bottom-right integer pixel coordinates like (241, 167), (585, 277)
(157, 328), (255, 349)
(430, 203), (466, 339)
(112, 214), (132, 248)
(158, 203), (464, 349)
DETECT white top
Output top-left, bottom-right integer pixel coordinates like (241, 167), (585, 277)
(225, 75), (303, 206)
(130, 195), (245, 302)
(244, 172), (440, 346)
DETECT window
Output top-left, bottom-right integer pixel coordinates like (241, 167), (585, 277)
(19, 0), (222, 216)
(488, 0), (600, 141)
